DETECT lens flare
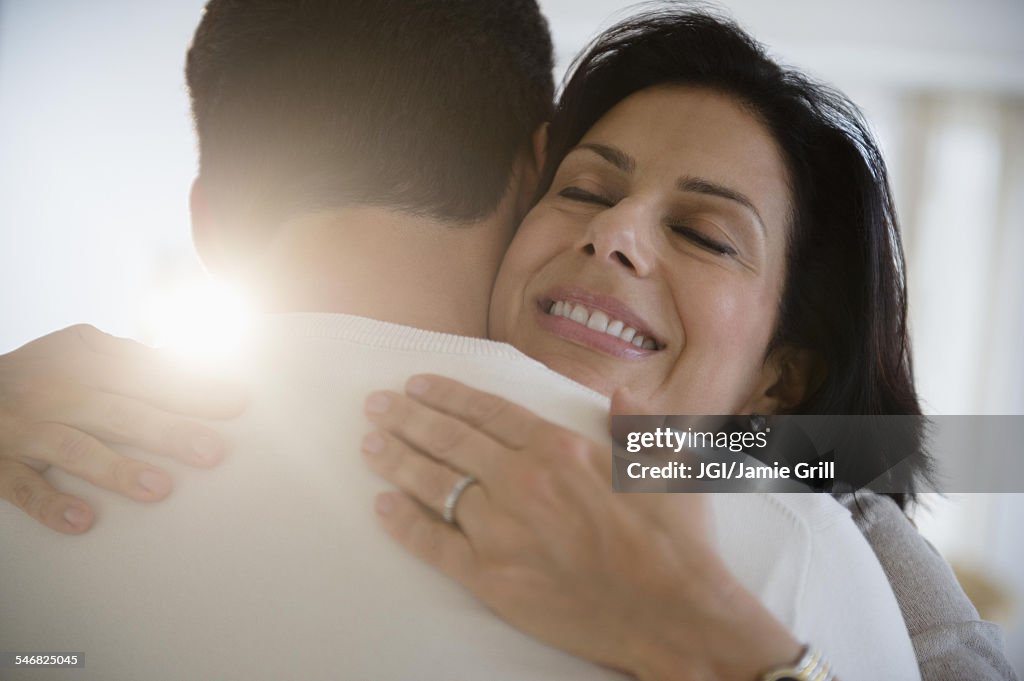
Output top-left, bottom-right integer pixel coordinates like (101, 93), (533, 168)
(142, 277), (255, 368)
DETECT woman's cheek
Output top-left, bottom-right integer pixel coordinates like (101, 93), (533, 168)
(488, 261), (521, 343)
(648, 286), (773, 413)
(702, 278), (775, 347)
(489, 230), (547, 342)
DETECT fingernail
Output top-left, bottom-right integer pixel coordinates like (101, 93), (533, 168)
(406, 376), (431, 396)
(361, 432), (385, 454)
(138, 470), (171, 495)
(191, 433), (224, 464)
(375, 493), (395, 515)
(63, 505), (92, 529)
(365, 393), (391, 415)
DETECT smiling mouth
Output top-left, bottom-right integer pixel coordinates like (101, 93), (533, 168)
(542, 298), (664, 351)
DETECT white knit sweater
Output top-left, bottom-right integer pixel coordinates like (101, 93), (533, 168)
(0, 313), (919, 680)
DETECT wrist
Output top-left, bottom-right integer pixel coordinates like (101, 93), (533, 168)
(622, 558), (802, 681)
(759, 646), (835, 681)
(716, 579), (803, 679)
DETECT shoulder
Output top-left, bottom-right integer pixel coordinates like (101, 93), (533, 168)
(711, 492), (922, 678)
(707, 492), (869, 625)
(845, 493), (1018, 680)
(843, 492), (977, 626)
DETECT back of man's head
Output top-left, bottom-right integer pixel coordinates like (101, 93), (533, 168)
(186, 0), (554, 239)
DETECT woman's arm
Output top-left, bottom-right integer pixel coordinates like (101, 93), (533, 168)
(0, 324), (245, 532)
(361, 373), (809, 681)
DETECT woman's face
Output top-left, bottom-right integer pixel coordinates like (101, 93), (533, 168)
(489, 86), (794, 414)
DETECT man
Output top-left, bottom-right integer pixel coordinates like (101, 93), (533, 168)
(2, 2), (628, 679)
(0, 2), (1004, 680)
(0, 0), (552, 530)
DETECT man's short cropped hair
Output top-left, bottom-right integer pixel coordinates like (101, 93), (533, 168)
(186, 0), (554, 234)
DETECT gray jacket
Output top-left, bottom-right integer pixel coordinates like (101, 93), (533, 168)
(847, 494), (1018, 680)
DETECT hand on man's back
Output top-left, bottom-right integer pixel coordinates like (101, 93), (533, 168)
(0, 324), (247, 533)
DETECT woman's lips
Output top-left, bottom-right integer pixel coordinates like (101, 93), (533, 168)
(534, 288), (664, 359)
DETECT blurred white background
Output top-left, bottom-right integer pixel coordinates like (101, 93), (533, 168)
(1, 0), (1022, 671)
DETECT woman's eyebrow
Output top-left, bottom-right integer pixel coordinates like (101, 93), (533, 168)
(575, 143), (636, 174)
(676, 176), (766, 235)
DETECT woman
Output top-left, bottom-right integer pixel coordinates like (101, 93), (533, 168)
(357, 8), (1012, 681)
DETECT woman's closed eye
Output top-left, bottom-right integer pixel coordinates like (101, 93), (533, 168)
(558, 186), (615, 207)
(669, 224), (737, 256)
(559, 185), (738, 257)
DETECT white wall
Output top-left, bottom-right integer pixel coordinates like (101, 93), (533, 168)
(0, 0), (206, 349)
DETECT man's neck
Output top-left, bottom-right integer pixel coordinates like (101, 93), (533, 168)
(247, 205), (513, 338)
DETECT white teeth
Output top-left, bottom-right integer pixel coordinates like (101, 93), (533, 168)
(586, 310), (609, 333)
(546, 299), (659, 349)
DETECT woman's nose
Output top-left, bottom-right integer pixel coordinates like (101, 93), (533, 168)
(576, 202), (655, 276)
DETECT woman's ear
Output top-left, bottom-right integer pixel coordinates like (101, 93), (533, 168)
(743, 346), (826, 414)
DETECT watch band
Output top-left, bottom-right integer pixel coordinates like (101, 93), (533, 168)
(759, 645), (834, 681)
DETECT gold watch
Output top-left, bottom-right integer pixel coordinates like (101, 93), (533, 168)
(759, 646), (834, 681)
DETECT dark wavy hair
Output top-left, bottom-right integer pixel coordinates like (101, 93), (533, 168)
(545, 7), (927, 508)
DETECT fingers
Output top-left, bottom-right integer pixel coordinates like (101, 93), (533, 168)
(364, 391), (499, 479)
(52, 324), (247, 420)
(0, 460), (95, 534)
(361, 430), (489, 535)
(60, 390), (226, 467)
(404, 375), (540, 449)
(77, 356), (247, 420)
(19, 423), (173, 503)
(67, 323), (162, 362)
(374, 491), (476, 585)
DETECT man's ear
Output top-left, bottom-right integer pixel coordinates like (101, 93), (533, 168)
(742, 346), (826, 415)
(190, 177), (245, 276)
(512, 122), (549, 218)
(531, 121), (548, 177)
(189, 177), (220, 273)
